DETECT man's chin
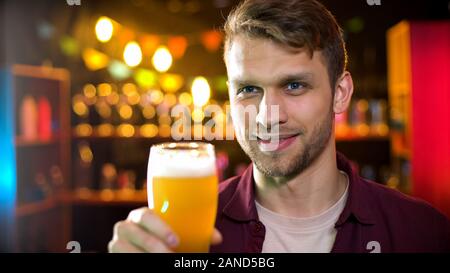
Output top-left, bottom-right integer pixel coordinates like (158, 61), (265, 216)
(247, 145), (305, 177)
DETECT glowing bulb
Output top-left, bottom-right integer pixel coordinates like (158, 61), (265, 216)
(163, 93), (177, 107)
(83, 84), (96, 98)
(127, 93), (141, 105)
(97, 123), (114, 137)
(119, 104), (133, 120)
(160, 74), (184, 93)
(150, 90), (164, 105)
(158, 124), (172, 138)
(106, 92), (120, 105)
(142, 105), (156, 119)
(152, 46), (172, 72)
(95, 17), (114, 43)
(117, 123), (135, 137)
(72, 95), (89, 117)
(158, 114), (172, 125)
(98, 83), (112, 97)
(82, 48), (109, 71)
(79, 144), (93, 163)
(140, 124), (158, 138)
(122, 83), (137, 96)
(123, 41), (142, 67)
(192, 108), (205, 122)
(178, 92), (192, 106)
(191, 76), (211, 107)
(75, 124), (93, 137)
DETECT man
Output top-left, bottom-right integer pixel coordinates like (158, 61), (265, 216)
(109, 0), (450, 253)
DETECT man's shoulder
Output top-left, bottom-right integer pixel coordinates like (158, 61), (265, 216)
(361, 178), (450, 228)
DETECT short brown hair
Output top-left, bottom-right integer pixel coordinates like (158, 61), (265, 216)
(224, 0), (348, 89)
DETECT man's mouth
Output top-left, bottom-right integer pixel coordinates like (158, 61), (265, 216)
(256, 133), (300, 152)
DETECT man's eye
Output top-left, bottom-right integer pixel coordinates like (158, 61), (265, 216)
(286, 82), (304, 90)
(238, 86), (259, 94)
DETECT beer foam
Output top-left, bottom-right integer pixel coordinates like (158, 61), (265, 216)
(148, 150), (217, 178)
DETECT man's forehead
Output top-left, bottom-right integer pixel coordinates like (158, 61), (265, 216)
(226, 36), (322, 85)
(226, 35), (308, 62)
(225, 35), (321, 72)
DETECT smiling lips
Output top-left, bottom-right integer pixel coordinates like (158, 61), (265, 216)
(256, 133), (300, 152)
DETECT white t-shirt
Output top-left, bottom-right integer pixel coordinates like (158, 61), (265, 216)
(255, 172), (349, 253)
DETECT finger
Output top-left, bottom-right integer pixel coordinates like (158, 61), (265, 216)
(108, 239), (144, 253)
(117, 221), (174, 253)
(211, 228), (223, 245)
(127, 208), (179, 248)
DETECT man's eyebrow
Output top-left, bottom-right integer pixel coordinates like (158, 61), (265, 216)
(229, 72), (314, 87)
(275, 73), (314, 85)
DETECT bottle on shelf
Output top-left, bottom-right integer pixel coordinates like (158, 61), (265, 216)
(37, 96), (52, 141)
(20, 95), (38, 141)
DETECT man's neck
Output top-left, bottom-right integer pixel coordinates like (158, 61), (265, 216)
(254, 140), (348, 218)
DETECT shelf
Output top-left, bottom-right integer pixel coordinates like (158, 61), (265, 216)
(15, 196), (59, 217)
(15, 190), (147, 217)
(15, 136), (60, 147)
(392, 151), (411, 160)
(74, 133), (390, 142)
(73, 134), (169, 141)
(63, 189), (148, 206)
(336, 134), (389, 142)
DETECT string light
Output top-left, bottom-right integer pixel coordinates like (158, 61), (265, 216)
(117, 124), (135, 137)
(72, 97), (89, 117)
(142, 105), (156, 119)
(83, 84), (96, 98)
(75, 124), (93, 137)
(82, 48), (109, 71)
(123, 41), (143, 67)
(150, 90), (164, 105)
(97, 83), (112, 97)
(97, 123), (114, 137)
(178, 92), (193, 106)
(140, 124), (158, 138)
(191, 76), (211, 107)
(163, 93), (177, 107)
(192, 108), (205, 123)
(119, 104), (133, 120)
(152, 46), (173, 72)
(95, 17), (114, 43)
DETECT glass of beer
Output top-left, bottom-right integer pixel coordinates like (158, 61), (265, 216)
(147, 142), (218, 253)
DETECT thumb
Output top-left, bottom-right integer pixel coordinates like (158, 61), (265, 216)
(211, 228), (223, 245)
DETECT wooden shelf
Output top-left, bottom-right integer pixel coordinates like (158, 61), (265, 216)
(8, 64), (72, 252)
(15, 190), (148, 217)
(62, 189), (148, 206)
(15, 136), (60, 147)
(15, 196), (59, 217)
(336, 134), (389, 142)
(74, 133), (390, 142)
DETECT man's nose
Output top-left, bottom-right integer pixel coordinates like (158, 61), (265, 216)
(255, 90), (288, 129)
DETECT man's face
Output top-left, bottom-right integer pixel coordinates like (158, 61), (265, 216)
(225, 35), (335, 177)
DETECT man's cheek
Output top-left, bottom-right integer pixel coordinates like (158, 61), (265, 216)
(230, 111), (246, 139)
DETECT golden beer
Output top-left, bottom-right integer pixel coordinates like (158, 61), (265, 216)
(147, 142), (218, 252)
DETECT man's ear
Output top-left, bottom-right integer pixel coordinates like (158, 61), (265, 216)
(333, 71), (354, 114)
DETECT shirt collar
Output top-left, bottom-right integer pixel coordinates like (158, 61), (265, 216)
(223, 164), (258, 221)
(335, 152), (375, 226)
(222, 152), (376, 225)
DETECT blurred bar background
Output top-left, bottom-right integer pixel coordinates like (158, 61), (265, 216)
(0, 0), (449, 252)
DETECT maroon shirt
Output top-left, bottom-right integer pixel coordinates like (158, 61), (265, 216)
(210, 152), (450, 253)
